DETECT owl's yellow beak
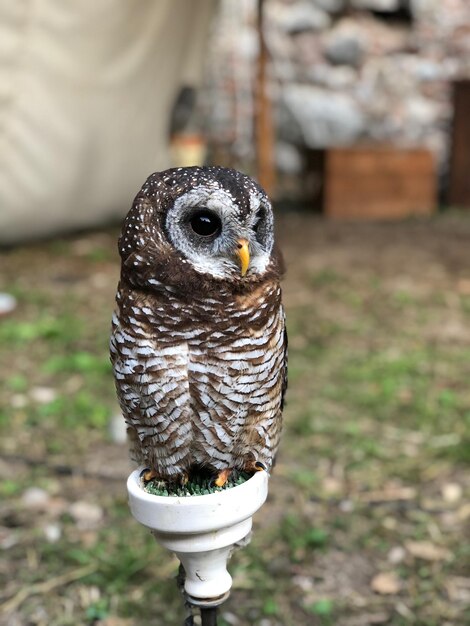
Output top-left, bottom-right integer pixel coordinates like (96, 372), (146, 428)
(236, 238), (250, 277)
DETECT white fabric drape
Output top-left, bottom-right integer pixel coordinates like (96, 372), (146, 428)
(0, 0), (216, 243)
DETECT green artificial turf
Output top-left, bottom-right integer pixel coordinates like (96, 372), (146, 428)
(144, 471), (252, 497)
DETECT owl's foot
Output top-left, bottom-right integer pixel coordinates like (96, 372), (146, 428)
(214, 468), (232, 488)
(140, 467), (189, 488)
(245, 460), (267, 474)
(140, 467), (159, 483)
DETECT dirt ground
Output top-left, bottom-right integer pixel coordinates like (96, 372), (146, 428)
(0, 213), (469, 625)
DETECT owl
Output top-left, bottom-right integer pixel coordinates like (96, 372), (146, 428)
(110, 166), (287, 487)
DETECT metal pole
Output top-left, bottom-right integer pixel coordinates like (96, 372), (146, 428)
(200, 607), (218, 626)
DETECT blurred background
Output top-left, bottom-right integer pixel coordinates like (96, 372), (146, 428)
(0, 1), (469, 625)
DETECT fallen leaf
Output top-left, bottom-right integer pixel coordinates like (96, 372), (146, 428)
(21, 487), (50, 510)
(457, 278), (470, 295)
(457, 503), (470, 521)
(387, 546), (406, 564)
(357, 486), (416, 503)
(100, 618), (132, 626)
(405, 541), (451, 561)
(371, 572), (401, 595)
(69, 501), (104, 530)
(444, 576), (470, 604)
(29, 386), (57, 404)
(395, 602), (415, 621)
(441, 483), (463, 504)
(343, 613), (390, 625)
(322, 476), (343, 495)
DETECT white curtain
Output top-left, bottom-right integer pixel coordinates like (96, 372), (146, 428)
(0, 0), (217, 243)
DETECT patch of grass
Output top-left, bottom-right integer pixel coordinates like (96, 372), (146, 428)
(42, 351), (111, 376)
(84, 247), (114, 263)
(0, 479), (23, 497)
(262, 597), (279, 616)
(392, 290), (416, 307)
(336, 348), (470, 435)
(5, 374), (29, 392)
(307, 598), (335, 618)
(280, 513), (329, 562)
(85, 599), (109, 622)
(309, 268), (344, 288)
(286, 467), (319, 490)
(29, 391), (111, 430)
(5, 285), (50, 306)
(0, 314), (83, 345)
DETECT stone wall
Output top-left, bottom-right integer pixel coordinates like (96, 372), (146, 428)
(205, 0), (470, 183)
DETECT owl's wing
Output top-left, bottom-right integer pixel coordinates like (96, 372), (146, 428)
(280, 313), (288, 411)
(110, 312), (193, 478)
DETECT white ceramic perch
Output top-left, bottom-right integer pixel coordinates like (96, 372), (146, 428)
(127, 467), (269, 607)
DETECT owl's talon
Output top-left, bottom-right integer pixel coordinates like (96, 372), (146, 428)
(214, 468), (232, 488)
(244, 460), (267, 474)
(140, 468), (159, 483)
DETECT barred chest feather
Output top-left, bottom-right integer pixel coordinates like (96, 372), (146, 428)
(115, 279), (281, 343)
(110, 279), (286, 476)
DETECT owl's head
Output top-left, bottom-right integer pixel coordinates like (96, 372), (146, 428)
(119, 167), (281, 292)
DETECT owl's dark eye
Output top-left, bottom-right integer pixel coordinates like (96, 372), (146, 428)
(189, 210), (222, 238)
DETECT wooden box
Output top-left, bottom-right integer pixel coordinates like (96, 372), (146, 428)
(448, 80), (470, 209)
(307, 147), (437, 220)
